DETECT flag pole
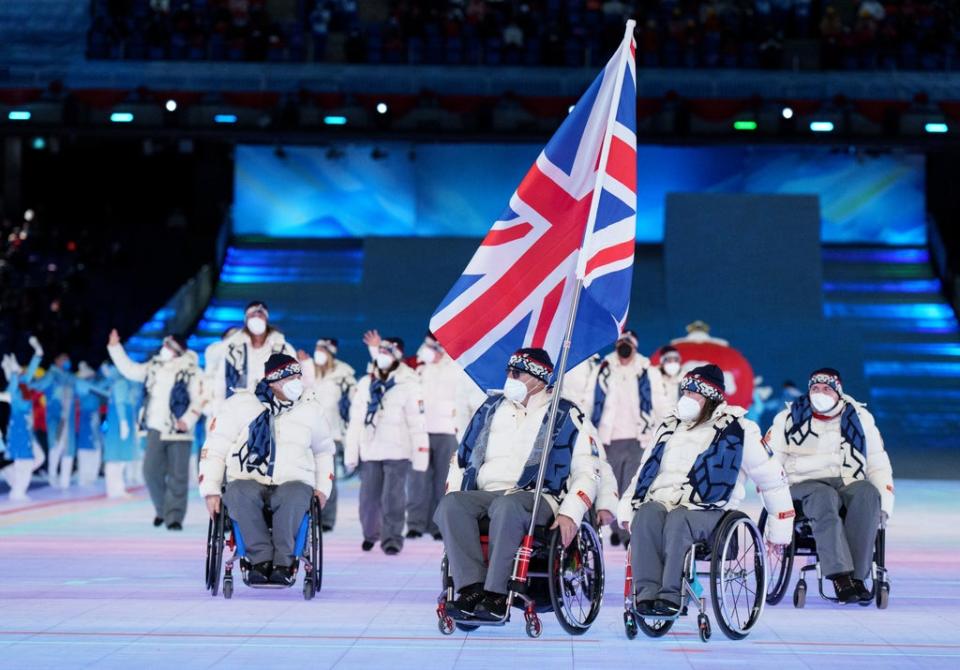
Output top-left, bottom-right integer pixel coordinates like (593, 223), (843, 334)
(508, 19), (636, 602)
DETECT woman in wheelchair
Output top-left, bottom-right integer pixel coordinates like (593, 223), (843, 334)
(434, 347), (601, 623)
(199, 353), (336, 586)
(765, 368), (894, 604)
(618, 365), (794, 618)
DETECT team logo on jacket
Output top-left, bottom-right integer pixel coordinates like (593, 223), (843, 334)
(761, 431), (774, 457)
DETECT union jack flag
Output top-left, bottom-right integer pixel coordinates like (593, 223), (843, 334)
(430, 22), (638, 392)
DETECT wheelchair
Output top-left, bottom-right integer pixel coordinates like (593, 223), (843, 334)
(622, 510), (767, 643)
(436, 512), (605, 638)
(759, 502), (889, 609)
(205, 496), (323, 600)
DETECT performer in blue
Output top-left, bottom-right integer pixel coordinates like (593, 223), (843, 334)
(98, 362), (140, 498)
(75, 362), (105, 486)
(28, 351), (79, 489)
(1, 337), (44, 500)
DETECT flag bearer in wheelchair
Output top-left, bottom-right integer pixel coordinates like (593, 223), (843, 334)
(766, 368), (894, 604)
(435, 347), (602, 622)
(618, 364), (795, 617)
(199, 353), (336, 586)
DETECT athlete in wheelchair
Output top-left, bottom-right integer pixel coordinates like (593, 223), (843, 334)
(200, 353), (336, 599)
(763, 368), (894, 608)
(617, 365), (795, 641)
(434, 348), (605, 637)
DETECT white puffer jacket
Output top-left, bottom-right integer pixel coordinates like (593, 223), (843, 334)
(766, 395), (895, 517)
(345, 364), (429, 471)
(618, 404), (795, 545)
(198, 391), (336, 497)
(212, 329), (296, 405)
(561, 355), (602, 415)
(445, 389), (602, 528)
(418, 356), (468, 435)
(107, 343), (202, 442)
(302, 359), (357, 442)
(595, 352), (669, 447)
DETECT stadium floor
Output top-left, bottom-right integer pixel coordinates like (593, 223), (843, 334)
(1, 478), (957, 669)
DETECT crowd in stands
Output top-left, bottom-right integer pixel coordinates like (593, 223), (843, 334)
(88, 0), (960, 71)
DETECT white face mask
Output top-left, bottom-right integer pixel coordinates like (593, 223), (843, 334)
(810, 392), (838, 413)
(282, 379), (304, 402)
(313, 350), (329, 366)
(158, 347), (174, 362)
(503, 377), (528, 403)
(417, 345), (438, 364)
(663, 361), (681, 377)
(247, 317), (267, 336)
(677, 395), (702, 422)
(375, 353), (396, 370)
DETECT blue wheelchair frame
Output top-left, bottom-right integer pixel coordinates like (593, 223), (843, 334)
(230, 511), (311, 563)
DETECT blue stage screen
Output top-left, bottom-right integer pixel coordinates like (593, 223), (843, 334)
(233, 143), (925, 244)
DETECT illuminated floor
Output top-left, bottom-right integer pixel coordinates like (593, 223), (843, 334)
(1, 479), (957, 669)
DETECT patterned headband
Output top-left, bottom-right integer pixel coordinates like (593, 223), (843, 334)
(162, 336), (185, 355)
(809, 372), (843, 395)
(316, 339), (338, 355)
(507, 353), (553, 384)
(265, 360), (301, 383)
(380, 341), (403, 360)
(680, 374), (725, 403)
(245, 304), (269, 319)
(618, 332), (639, 349)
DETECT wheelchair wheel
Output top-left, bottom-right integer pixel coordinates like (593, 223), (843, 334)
(757, 510), (794, 605)
(307, 497), (323, 597)
(638, 616), (674, 638)
(205, 508), (226, 596)
(547, 521), (604, 635)
(709, 511), (766, 640)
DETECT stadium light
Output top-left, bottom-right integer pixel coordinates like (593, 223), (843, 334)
(323, 115), (348, 125)
(165, 99), (177, 112)
(376, 102), (388, 114)
(810, 121), (834, 133)
(733, 120), (757, 131)
(110, 112), (134, 123)
(31, 137), (45, 150)
(781, 107), (794, 119)
(214, 114), (238, 124)
(925, 122), (948, 134)
(568, 105), (575, 114)
(8, 110), (31, 121)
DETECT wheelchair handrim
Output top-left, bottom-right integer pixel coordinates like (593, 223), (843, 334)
(714, 517), (766, 636)
(549, 522), (604, 630)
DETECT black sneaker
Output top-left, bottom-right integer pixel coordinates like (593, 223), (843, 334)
(153, 517), (164, 527)
(167, 522), (183, 531)
(269, 564), (296, 586)
(473, 592), (508, 621)
(830, 574), (862, 604)
(635, 599), (657, 616)
(852, 579), (873, 605)
(653, 599), (681, 616)
(449, 583), (485, 618)
(361, 541), (375, 551)
(248, 561), (272, 585)
(432, 532), (443, 541)
(405, 530), (423, 539)
(610, 533), (621, 547)
(383, 545), (400, 556)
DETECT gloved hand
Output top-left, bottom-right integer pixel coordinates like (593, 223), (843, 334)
(28, 336), (43, 357)
(120, 419), (130, 441)
(1, 354), (19, 379)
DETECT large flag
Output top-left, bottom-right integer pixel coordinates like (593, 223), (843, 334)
(430, 22), (638, 392)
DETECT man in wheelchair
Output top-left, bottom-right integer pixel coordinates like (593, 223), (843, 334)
(618, 365), (794, 617)
(766, 368), (895, 604)
(435, 347), (601, 622)
(199, 353), (336, 586)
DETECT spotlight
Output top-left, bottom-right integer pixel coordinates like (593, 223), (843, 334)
(925, 122), (948, 134)
(110, 112), (134, 123)
(568, 105), (575, 114)
(781, 107), (794, 119)
(810, 121), (834, 133)
(8, 110), (31, 121)
(214, 114), (238, 124)
(376, 102), (388, 114)
(323, 115), (348, 126)
(24, 209), (34, 222)
(733, 120), (757, 131)
(165, 99), (177, 112)
(31, 137), (46, 150)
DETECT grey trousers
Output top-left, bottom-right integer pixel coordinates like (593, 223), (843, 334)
(607, 438), (643, 542)
(223, 479), (313, 566)
(630, 502), (724, 605)
(320, 441), (342, 529)
(406, 433), (458, 535)
(359, 459), (410, 552)
(434, 490), (553, 595)
(143, 430), (191, 525)
(791, 478), (881, 580)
